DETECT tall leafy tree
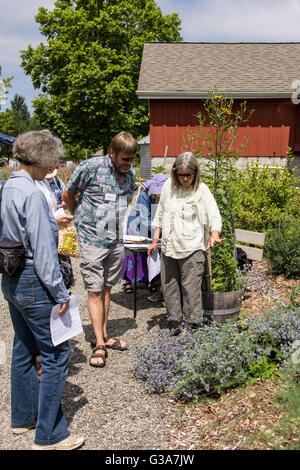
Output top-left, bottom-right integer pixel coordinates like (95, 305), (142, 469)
(21, 0), (182, 152)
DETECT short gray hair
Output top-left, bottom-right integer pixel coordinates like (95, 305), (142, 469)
(13, 130), (63, 167)
(171, 151), (201, 190)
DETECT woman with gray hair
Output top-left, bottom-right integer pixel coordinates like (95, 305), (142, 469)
(148, 151), (223, 334)
(0, 130), (84, 450)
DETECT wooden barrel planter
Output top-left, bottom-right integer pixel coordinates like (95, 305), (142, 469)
(202, 288), (245, 323)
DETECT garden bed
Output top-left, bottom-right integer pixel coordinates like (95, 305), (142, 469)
(134, 260), (300, 450)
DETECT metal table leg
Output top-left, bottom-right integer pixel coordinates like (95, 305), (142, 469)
(134, 250), (137, 318)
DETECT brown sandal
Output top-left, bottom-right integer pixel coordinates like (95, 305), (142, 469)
(89, 345), (107, 368)
(104, 334), (128, 351)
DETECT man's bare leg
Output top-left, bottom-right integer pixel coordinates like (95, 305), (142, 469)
(102, 286), (127, 350)
(88, 287), (127, 358)
(88, 290), (106, 366)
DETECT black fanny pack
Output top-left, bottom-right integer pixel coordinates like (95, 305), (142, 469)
(0, 184), (25, 275)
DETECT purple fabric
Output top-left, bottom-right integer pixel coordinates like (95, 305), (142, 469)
(144, 173), (167, 194)
(122, 252), (149, 284)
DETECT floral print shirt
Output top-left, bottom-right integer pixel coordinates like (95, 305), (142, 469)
(67, 155), (135, 248)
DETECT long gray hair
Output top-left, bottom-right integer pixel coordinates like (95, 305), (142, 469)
(13, 130), (63, 167)
(171, 151), (201, 190)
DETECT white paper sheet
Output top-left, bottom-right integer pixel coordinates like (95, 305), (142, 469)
(147, 250), (161, 282)
(123, 235), (151, 243)
(50, 295), (83, 346)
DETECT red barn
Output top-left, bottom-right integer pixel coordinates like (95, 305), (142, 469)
(137, 42), (300, 175)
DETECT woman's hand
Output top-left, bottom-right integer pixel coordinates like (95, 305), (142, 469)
(147, 239), (158, 256)
(148, 228), (162, 256)
(206, 230), (224, 251)
(59, 299), (70, 317)
(55, 214), (74, 229)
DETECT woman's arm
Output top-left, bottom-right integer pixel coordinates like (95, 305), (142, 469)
(25, 192), (70, 305)
(147, 227), (162, 255)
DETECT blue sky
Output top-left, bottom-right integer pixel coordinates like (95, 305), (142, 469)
(1, 0), (300, 113)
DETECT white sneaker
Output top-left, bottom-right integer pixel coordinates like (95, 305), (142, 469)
(12, 424), (35, 434)
(32, 434), (85, 450)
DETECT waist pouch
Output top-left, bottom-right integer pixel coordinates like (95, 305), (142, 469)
(0, 183), (26, 275)
(0, 240), (25, 275)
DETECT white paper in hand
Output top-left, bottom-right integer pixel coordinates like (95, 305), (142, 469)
(50, 295), (83, 346)
(147, 250), (161, 282)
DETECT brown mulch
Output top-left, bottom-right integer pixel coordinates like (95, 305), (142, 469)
(241, 261), (299, 317)
(165, 260), (300, 451)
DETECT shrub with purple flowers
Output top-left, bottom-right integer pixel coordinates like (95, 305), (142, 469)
(133, 309), (300, 401)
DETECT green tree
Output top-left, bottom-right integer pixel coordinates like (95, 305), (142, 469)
(21, 0), (182, 152)
(9, 94), (31, 135)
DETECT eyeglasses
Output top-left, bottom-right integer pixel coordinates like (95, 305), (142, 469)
(177, 173), (195, 179)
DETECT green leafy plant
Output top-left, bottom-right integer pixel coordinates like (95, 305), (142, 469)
(152, 165), (167, 175)
(230, 153), (300, 233)
(290, 285), (300, 307)
(264, 213), (300, 279)
(244, 356), (281, 385)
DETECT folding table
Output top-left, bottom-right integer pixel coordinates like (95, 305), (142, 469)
(124, 242), (151, 318)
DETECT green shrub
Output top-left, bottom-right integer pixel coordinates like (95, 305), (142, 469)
(264, 214), (300, 278)
(244, 356), (281, 385)
(152, 165), (167, 175)
(204, 182), (243, 292)
(231, 159), (300, 232)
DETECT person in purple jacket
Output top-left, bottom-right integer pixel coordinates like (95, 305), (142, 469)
(122, 173), (167, 300)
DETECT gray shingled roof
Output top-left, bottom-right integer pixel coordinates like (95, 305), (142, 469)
(137, 42), (300, 99)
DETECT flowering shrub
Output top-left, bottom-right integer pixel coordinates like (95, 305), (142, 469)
(133, 309), (300, 401)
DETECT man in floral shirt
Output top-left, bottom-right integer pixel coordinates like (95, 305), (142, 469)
(63, 132), (137, 368)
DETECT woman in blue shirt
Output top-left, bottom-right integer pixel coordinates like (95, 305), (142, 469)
(0, 130), (84, 450)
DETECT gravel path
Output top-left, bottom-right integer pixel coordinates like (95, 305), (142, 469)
(0, 260), (178, 450)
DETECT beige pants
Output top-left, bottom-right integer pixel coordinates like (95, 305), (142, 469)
(161, 250), (205, 324)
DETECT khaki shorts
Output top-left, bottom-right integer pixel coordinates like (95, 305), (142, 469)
(78, 241), (124, 292)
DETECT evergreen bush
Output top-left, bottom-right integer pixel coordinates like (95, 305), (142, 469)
(264, 213), (300, 278)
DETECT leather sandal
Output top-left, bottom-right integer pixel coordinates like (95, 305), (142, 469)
(89, 345), (107, 368)
(104, 334), (128, 351)
(123, 281), (133, 294)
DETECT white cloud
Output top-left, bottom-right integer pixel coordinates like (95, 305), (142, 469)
(0, 0), (54, 26)
(0, 0), (54, 65)
(158, 0), (300, 41)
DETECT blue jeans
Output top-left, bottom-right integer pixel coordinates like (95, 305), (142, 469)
(1, 263), (70, 445)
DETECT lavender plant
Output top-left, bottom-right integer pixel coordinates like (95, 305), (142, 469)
(133, 309), (300, 401)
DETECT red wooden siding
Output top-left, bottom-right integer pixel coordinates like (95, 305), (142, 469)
(149, 99), (300, 158)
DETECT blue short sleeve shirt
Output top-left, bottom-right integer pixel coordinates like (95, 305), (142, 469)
(66, 155), (135, 247)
